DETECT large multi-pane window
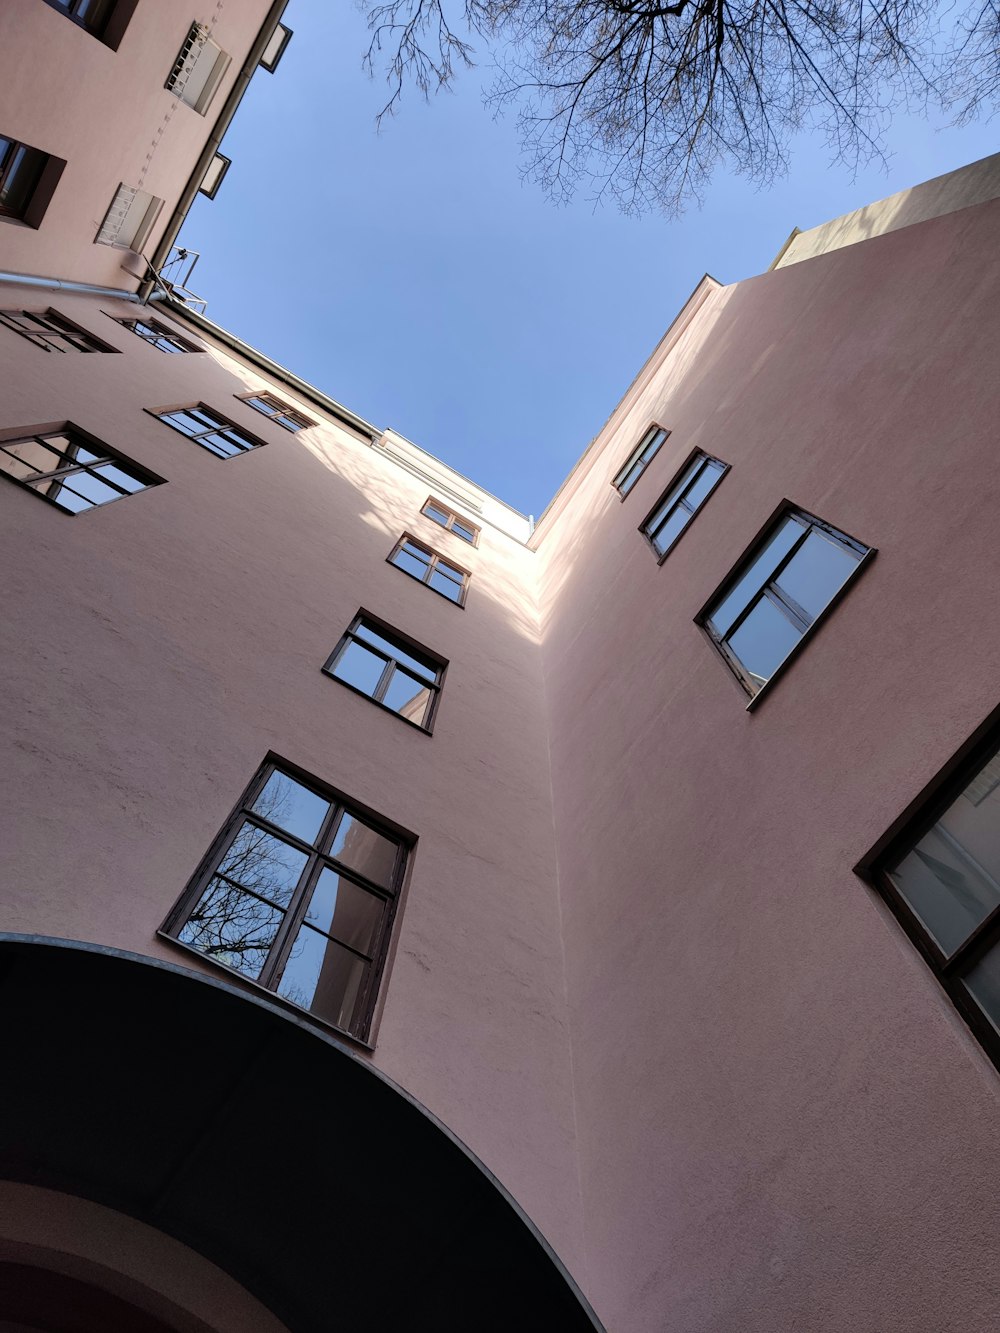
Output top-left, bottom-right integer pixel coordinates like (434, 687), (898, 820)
(869, 728), (1000, 1072)
(0, 426), (159, 513)
(165, 762), (408, 1041)
(612, 424), (669, 498)
(421, 498), (479, 545)
(0, 309), (115, 353)
(153, 404), (264, 458)
(325, 615), (444, 731)
(640, 452), (727, 560)
(239, 391), (314, 432)
(118, 317), (201, 354)
(389, 536), (469, 605)
(698, 507), (871, 698)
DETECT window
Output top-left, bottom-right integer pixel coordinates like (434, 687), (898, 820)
(389, 536), (469, 605)
(198, 152), (231, 199)
(0, 309), (116, 353)
(612, 424), (669, 498)
(117, 317), (201, 354)
(0, 135), (64, 226)
(95, 184), (163, 250)
(325, 615), (445, 731)
(166, 23), (231, 113)
(0, 425), (160, 513)
(866, 723), (1000, 1074)
(421, 498), (479, 545)
(259, 21), (293, 72)
(239, 391), (314, 433)
(153, 404), (264, 458)
(640, 451), (728, 560)
(698, 507), (871, 699)
(164, 761), (408, 1041)
(43, 0), (139, 46)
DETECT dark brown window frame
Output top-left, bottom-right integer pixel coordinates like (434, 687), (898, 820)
(148, 403), (267, 459)
(161, 755), (415, 1048)
(694, 501), (875, 710)
(323, 611), (446, 734)
(0, 308), (117, 353)
(855, 703), (1000, 1078)
(420, 497), (481, 546)
(41, 0), (140, 49)
(237, 390), (315, 433)
(639, 449), (729, 564)
(0, 419), (164, 514)
(612, 422), (670, 499)
(388, 534), (470, 607)
(0, 136), (65, 228)
(113, 314), (203, 354)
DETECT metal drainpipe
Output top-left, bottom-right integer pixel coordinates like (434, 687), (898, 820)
(138, 0), (290, 302)
(0, 271), (142, 301)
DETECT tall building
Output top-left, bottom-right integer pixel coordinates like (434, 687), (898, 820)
(2, 4), (1000, 1329)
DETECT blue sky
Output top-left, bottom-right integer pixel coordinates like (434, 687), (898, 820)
(177, 0), (998, 515)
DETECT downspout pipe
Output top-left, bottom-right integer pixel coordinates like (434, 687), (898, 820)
(0, 271), (142, 301)
(138, 0), (291, 302)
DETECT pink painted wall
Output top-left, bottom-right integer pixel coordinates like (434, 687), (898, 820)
(535, 196), (1000, 1330)
(0, 0), (275, 288)
(0, 290), (583, 1277)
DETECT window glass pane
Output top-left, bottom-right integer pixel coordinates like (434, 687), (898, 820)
(332, 640), (386, 697)
(202, 432), (243, 457)
(330, 813), (398, 889)
(0, 438), (63, 477)
(682, 458), (725, 510)
(650, 505), (691, 557)
(961, 941), (1000, 1033)
(430, 567), (463, 601)
(218, 821), (309, 907)
(889, 766), (1000, 955)
(46, 471), (119, 509)
(451, 521), (476, 543)
(640, 428), (666, 463)
(276, 925), (366, 1030)
(92, 463), (147, 494)
(305, 867), (383, 955)
(393, 548), (430, 580)
(708, 515), (805, 636)
(647, 458), (701, 531)
(178, 878), (283, 980)
(424, 503), (449, 524)
(46, 480), (96, 514)
(617, 461), (644, 496)
(0, 145), (45, 214)
(773, 528), (861, 621)
(252, 770), (330, 845)
(726, 595), (802, 688)
(353, 623), (436, 681)
(382, 670), (433, 725)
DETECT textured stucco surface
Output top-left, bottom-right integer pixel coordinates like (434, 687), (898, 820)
(0, 0), (275, 288)
(536, 195), (1000, 1330)
(0, 289), (583, 1277)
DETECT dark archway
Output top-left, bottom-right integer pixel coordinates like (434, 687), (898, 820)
(0, 935), (602, 1333)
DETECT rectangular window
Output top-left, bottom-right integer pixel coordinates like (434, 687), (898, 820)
(153, 404), (264, 458)
(324, 615), (445, 732)
(0, 425), (160, 513)
(640, 451), (727, 560)
(0, 136), (64, 226)
(166, 23), (231, 113)
(164, 761), (409, 1041)
(421, 498), (480, 545)
(259, 22), (292, 72)
(117, 317), (202, 354)
(0, 309), (116, 353)
(866, 722), (1000, 1074)
(612, 424), (669, 498)
(239, 391), (314, 433)
(389, 536), (469, 605)
(43, 0), (139, 46)
(95, 184), (163, 250)
(698, 507), (871, 699)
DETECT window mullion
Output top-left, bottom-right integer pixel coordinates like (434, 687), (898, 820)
(764, 583), (811, 633)
(372, 659), (397, 704)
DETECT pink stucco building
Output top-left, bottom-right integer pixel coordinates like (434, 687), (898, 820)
(3, 5), (1000, 1328)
